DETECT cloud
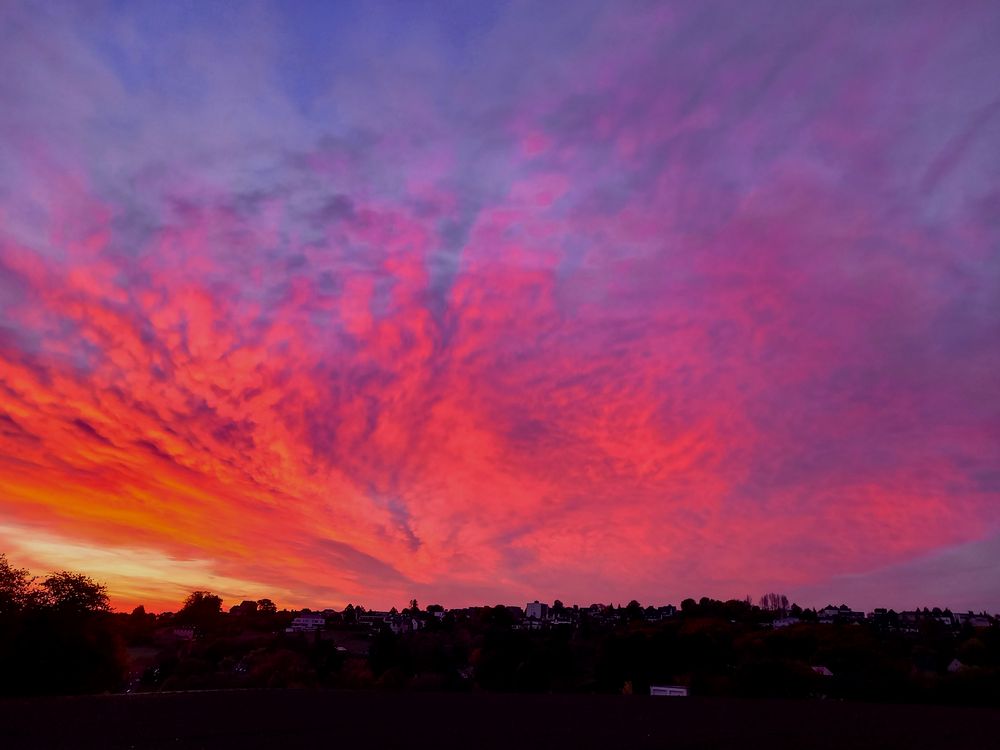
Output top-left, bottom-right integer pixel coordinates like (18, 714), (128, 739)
(0, 0), (997, 611)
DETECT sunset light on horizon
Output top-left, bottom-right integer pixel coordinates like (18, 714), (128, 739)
(1, 1), (998, 613)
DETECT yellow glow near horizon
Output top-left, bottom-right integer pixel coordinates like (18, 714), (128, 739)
(0, 523), (295, 612)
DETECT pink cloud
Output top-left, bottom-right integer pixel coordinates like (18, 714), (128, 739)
(0, 0), (997, 613)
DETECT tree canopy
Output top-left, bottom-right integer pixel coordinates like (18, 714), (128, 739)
(0, 553), (34, 616)
(176, 591), (223, 626)
(40, 572), (110, 615)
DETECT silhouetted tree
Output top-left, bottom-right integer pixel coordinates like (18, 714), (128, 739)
(759, 593), (789, 613)
(0, 555), (124, 696)
(40, 572), (110, 615)
(177, 591), (223, 627)
(1, 554), (33, 619)
(256, 598), (277, 614)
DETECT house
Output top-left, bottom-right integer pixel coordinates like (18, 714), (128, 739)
(869, 608), (899, 630)
(954, 612), (993, 628)
(899, 611), (921, 631)
(948, 659), (966, 673)
(526, 601), (549, 620)
(172, 626), (196, 640)
(812, 666), (834, 677)
(772, 616), (801, 629)
(650, 685), (688, 697)
(358, 610), (392, 628)
(818, 605), (864, 624)
(286, 613), (326, 632)
(643, 605), (677, 622)
(388, 616), (424, 634)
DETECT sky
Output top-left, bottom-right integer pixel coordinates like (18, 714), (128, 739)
(1, 0), (998, 613)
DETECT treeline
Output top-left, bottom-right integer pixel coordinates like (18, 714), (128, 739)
(2, 554), (998, 704)
(0, 555), (122, 695)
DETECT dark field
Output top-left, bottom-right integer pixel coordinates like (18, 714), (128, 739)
(1, 691), (998, 749)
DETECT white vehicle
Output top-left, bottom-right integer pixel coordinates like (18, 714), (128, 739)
(649, 685), (688, 697)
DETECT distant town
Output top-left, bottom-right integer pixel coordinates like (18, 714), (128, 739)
(2, 553), (998, 703)
(271, 598), (997, 638)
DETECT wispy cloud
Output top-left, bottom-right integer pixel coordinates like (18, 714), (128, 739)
(0, 0), (998, 611)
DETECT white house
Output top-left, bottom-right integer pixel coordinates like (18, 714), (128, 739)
(286, 613), (326, 632)
(772, 617), (801, 629)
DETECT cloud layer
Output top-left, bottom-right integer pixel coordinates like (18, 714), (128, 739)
(1, 1), (998, 611)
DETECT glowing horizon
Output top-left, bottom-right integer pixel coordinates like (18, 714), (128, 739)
(1, 1), (998, 613)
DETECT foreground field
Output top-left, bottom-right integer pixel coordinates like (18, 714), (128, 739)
(2, 690), (997, 749)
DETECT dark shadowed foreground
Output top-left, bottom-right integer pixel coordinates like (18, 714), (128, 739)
(2, 691), (998, 749)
